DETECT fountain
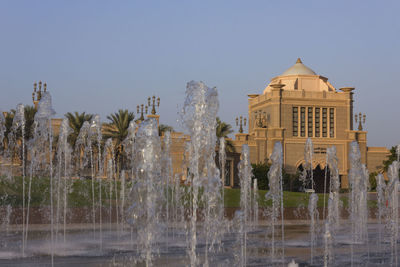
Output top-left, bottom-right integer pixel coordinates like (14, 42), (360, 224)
(27, 92), (55, 264)
(55, 118), (72, 244)
(386, 160), (399, 266)
(125, 118), (164, 266)
(181, 81), (224, 267)
(0, 84), (399, 267)
(265, 141), (284, 263)
(8, 104), (26, 256)
(237, 144), (252, 266)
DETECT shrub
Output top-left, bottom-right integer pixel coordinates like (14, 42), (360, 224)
(251, 162), (269, 190)
(369, 172), (377, 191)
(282, 171), (302, 192)
(251, 162), (302, 192)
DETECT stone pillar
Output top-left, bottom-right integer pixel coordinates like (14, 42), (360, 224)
(147, 114), (160, 127)
(340, 87), (355, 131)
(269, 83), (285, 128)
(356, 131), (368, 165)
(254, 128), (268, 163)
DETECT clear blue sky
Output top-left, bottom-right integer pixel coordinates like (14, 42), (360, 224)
(0, 0), (399, 147)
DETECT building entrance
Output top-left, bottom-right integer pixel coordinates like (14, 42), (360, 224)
(298, 164), (331, 193)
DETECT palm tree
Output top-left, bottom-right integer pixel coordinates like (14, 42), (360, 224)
(3, 109), (15, 147)
(2, 106), (36, 168)
(65, 112), (93, 148)
(103, 109), (135, 171)
(159, 124), (174, 136)
(24, 105), (37, 141)
(216, 117), (235, 153)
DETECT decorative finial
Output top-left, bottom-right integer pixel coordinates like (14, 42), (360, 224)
(255, 111), (266, 128)
(296, 58), (302, 64)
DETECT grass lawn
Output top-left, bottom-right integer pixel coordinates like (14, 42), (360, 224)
(0, 176), (377, 209)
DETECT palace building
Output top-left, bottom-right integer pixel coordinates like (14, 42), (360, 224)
(19, 60), (390, 191)
(231, 58), (389, 191)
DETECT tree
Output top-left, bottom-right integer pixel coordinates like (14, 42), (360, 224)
(251, 161), (302, 192)
(159, 124), (174, 136)
(383, 146), (399, 171)
(103, 109), (135, 171)
(216, 117), (235, 152)
(65, 112), (93, 148)
(24, 105), (37, 141)
(2, 106), (36, 169)
(3, 109), (16, 146)
(252, 162), (270, 190)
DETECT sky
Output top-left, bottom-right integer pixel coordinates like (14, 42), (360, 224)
(0, 0), (399, 147)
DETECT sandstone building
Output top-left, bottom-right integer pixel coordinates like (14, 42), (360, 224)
(232, 58), (389, 191)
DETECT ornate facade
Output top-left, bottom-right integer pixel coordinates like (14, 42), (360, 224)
(232, 58), (389, 190)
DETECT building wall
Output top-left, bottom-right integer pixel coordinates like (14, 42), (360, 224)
(235, 74), (390, 189)
(367, 147), (390, 173)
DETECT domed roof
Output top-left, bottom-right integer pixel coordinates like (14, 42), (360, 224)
(281, 58), (316, 76)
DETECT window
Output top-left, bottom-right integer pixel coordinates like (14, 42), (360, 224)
(315, 108), (320, 137)
(293, 107), (298, 136)
(308, 107), (313, 137)
(329, 108), (335, 137)
(293, 106), (333, 138)
(300, 107), (305, 137)
(322, 108), (327, 137)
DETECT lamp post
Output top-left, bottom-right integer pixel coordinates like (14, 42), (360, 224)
(147, 95), (160, 115)
(137, 104), (148, 121)
(32, 81), (47, 109)
(355, 112), (366, 131)
(236, 116), (247, 133)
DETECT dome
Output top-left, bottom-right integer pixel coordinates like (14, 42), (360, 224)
(281, 58), (316, 76)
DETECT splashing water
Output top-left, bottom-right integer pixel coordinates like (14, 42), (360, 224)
(237, 144), (252, 267)
(252, 178), (258, 228)
(103, 138), (115, 231)
(348, 141), (369, 265)
(324, 193), (336, 266)
(265, 141), (284, 263)
(161, 131), (172, 252)
(386, 161), (399, 266)
(219, 137), (226, 204)
(323, 219), (333, 267)
(376, 173), (386, 247)
(29, 92), (55, 265)
(55, 118), (72, 244)
(302, 138), (314, 191)
(122, 121), (138, 178)
(326, 146), (340, 230)
(9, 104), (26, 256)
(125, 118), (164, 266)
(308, 192), (319, 264)
(181, 81), (222, 266)
(348, 141), (369, 244)
(91, 115), (103, 245)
